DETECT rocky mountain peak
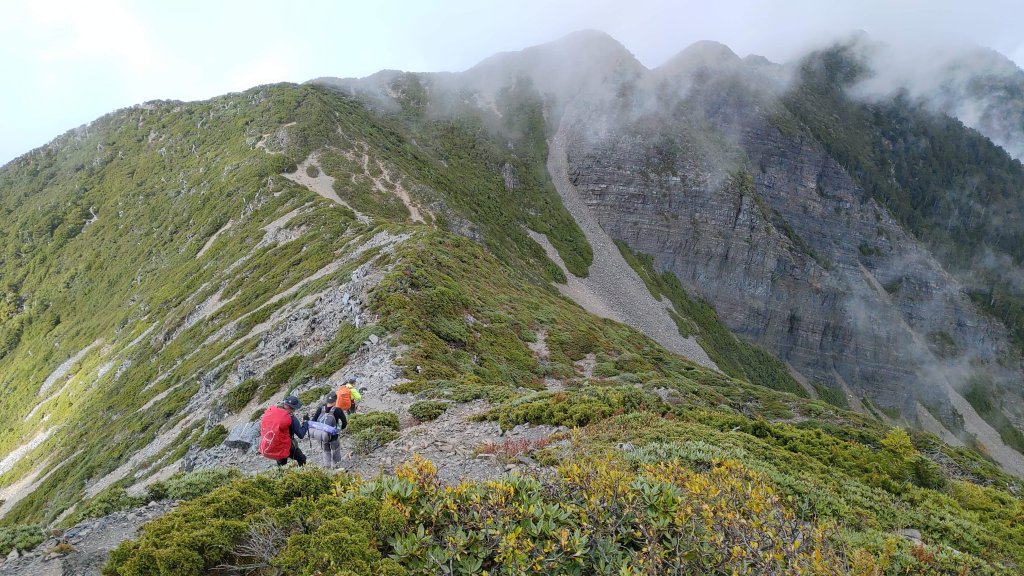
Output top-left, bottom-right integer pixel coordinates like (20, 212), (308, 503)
(657, 39), (741, 74)
(461, 29), (645, 100)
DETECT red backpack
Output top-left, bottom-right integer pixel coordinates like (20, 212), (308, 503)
(259, 405), (292, 459)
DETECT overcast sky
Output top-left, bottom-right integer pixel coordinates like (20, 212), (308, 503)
(2, 0), (1022, 166)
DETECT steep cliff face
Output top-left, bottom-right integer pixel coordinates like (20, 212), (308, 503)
(551, 42), (1024, 472)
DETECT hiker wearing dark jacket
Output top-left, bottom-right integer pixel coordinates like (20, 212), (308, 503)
(258, 395), (309, 467)
(310, 392), (348, 468)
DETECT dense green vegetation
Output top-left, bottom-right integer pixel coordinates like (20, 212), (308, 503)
(316, 73), (592, 281)
(0, 78), (586, 529)
(782, 45), (1024, 263)
(347, 411), (401, 454)
(103, 384), (1024, 575)
(103, 459), (851, 576)
(408, 400), (449, 422)
(0, 84), (412, 526)
(372, 232), (733, 406)
(0, 524), (44, 556)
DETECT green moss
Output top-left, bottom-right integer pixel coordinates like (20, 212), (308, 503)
(197, 425), (228, 449)
(223, 379), (260, 413)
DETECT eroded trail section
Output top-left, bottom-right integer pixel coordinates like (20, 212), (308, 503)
(285, 153), (371, 223)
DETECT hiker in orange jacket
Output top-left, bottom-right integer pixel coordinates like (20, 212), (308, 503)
(258, 395), (309, 466)
(336, 377), (364, 415)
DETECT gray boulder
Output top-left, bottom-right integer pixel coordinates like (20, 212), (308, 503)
(224, 421), (260, 451)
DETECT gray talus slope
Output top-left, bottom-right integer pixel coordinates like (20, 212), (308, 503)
(544, 119), (716, 370)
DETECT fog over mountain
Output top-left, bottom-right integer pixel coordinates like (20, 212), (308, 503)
(320, 28), (1024, 474)
(3, 0), (1024, 165)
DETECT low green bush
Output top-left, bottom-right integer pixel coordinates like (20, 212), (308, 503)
(407, 400), (448, 422)
(71, 488), (145, 525)
(592, 361), (619, 378)
(147, 468), (242, 501)
(486, 386), (668, 431)
(197, 424), (228, 449)
(104, 456), (858, 575)
(223, 379), (260, 413)
(0, 524), (44, 556)
(347, 411), (400, 433)
(351, 426), (399, 455)
(297, 386), (331, 408)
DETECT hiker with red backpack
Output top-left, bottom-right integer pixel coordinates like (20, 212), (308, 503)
(258, 395), (309, 467)
(308, 392), (348, 468)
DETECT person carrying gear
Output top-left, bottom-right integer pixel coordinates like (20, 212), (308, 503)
(335, 377), (364, 415)
(309, 392), (348, 468)
(258, 395), (309, 466)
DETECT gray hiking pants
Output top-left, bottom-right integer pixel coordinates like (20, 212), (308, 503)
(321, 439), (341, 468)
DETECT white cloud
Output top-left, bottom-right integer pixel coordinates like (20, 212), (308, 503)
(221, 48), (298, 94)
(27, 0), (165, 73)
(2, 0), (1023, 166)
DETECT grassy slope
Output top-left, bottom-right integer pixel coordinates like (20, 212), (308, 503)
(102, 231), (1024, 575)
(0, 84), (385, 524)
(315, 72), (593, 281)
(0, 80), (591, 525)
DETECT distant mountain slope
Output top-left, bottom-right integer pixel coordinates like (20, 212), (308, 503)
(319, 31), (1024, 473)
(845, 37), (1024, 163)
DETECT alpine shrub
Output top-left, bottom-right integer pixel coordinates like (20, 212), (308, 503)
(347, 411), (400, 433)
(351, 426), (399, 455)
(198, 424), (228, 449)
(0, 524), (44, 556)
(408, 400), (448, 422)
(146, 468), (242, 501)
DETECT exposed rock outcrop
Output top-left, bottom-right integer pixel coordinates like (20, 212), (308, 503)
(558, 60), (1024, 473)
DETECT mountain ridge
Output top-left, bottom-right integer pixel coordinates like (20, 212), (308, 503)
(0, 31), (1023, 575)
